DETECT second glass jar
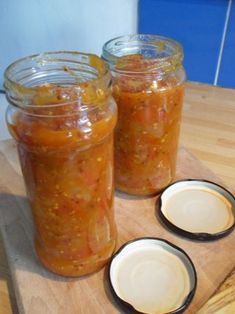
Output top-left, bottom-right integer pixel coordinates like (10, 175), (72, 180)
(102, 34), (186, 195)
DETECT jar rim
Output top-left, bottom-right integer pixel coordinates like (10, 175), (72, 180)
(102, 34), (183, 74)
(5, 51), (109, 87)
(4, 51), (111, 110)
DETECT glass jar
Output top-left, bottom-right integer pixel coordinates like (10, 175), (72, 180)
(102, 34), (186, 195)
(4, 52), (117, 276)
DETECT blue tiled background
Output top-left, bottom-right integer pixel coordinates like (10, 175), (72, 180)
(139, 0), (235, 88)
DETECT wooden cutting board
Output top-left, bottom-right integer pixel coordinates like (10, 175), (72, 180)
(0, 140), (234, 314)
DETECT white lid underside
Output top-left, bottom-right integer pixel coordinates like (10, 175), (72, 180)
(110, 245), (191, 314)
(162, 186), (234, 234)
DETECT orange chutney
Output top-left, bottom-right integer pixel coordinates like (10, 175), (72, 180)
(102, 35), (186, 195)
(5, 53), (117, 276)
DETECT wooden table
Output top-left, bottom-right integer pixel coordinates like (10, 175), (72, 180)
(0, 82), (234, 313)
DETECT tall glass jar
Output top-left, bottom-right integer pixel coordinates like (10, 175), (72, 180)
(4, 52), (117, 276)
(102, 34), (186, 195)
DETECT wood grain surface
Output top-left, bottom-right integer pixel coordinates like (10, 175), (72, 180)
(0, 82), (234, 313)
(198, 269), (235, 314)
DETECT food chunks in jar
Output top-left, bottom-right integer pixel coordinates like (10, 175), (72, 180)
(112, 55), (184, 195)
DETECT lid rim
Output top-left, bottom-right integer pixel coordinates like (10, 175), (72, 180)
(158, 179), (235, 241)
(107, 237), (197, 314)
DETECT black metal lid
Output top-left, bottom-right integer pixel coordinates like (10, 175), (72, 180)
(108, 237), (197, 314)
(158, 179), (235, 241)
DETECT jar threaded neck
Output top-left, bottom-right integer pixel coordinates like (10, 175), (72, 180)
(102, 34), (183, 75)
(4, 51), (111, 110)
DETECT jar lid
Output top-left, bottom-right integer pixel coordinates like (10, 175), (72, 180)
(108, 237), (197, 314)
(158, 179), (235, 241)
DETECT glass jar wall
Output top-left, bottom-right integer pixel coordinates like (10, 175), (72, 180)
(4, 52), (117, 276)
(102, 34), (186, 195)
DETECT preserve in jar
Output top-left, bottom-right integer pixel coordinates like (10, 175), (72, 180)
(4, 52), (117, 276)
(102, 34), (186, 195)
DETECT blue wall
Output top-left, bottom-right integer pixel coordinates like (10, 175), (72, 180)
(139, 0), (235, 88)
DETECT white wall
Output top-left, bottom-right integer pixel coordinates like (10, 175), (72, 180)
(0, 95), (9, 140)
(0, 0), (138, 140)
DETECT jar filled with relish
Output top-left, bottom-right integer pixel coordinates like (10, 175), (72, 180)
(4, 52), (117, 276)
(102, 34), (186, 195)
